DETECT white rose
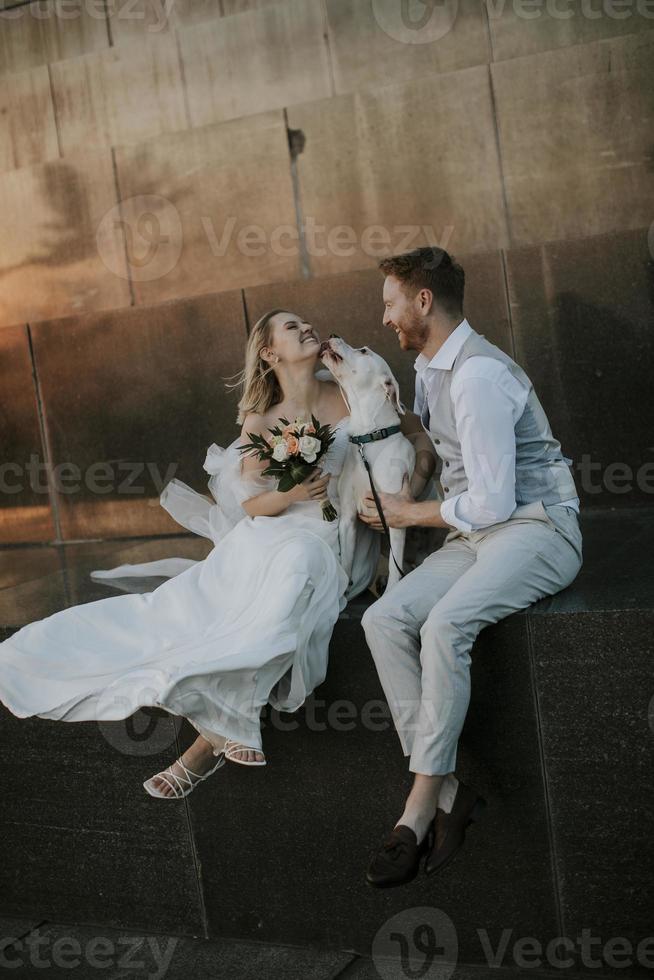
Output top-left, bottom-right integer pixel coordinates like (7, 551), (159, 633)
(272, 442), (289, 462)
(298, 435), (321, 463)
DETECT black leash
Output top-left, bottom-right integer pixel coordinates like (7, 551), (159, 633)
(354, 441), (405, 580)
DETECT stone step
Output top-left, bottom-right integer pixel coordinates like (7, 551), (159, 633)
(0, 505), (651, 975)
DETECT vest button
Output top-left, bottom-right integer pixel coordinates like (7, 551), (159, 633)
(445, 461), (450, 467)
(434, 438), (440, 444)
(443, 486), (449, 493)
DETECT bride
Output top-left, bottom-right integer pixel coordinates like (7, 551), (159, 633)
(0, 309), (383, 799)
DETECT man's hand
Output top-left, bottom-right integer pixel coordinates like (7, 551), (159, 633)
(357, 473), (415, 531)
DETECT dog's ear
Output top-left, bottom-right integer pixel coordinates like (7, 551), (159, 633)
(382, 375), (406, 415)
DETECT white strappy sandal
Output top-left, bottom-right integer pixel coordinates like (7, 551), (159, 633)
(143, 752), (226, 799)
(224, 738), (267, 767)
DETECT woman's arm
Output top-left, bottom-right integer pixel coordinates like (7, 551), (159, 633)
(399, 407), (438, 498)
(238, 413), (330, 518)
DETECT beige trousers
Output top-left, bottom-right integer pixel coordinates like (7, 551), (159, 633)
(362, 501), (583, 776)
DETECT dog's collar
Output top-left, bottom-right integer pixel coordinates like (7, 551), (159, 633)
(349, 424), (402, 445)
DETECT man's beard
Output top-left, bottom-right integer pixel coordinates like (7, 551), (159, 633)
(396, 308), (428, 349)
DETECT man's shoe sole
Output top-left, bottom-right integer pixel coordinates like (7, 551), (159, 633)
(365, 865), (421, 889)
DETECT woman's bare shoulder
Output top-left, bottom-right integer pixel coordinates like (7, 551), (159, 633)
(240, 411), (269, 437)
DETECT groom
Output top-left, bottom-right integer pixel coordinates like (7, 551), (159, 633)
(358, 246), (583, 887)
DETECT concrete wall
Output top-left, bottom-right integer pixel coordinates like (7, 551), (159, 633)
(0, 0), (653, 542)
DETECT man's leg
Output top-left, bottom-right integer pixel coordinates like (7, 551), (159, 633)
(361, 534), (476, 839)
(410, 516), (583, 778)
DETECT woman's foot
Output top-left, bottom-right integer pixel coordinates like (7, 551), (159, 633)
(224, 738), (266, 766)
(148, 735), (223, 798)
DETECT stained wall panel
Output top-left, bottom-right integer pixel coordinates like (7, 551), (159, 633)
(50, 35), (188, 157)
(114, 110), (300, 305)
(325, 0), (488, 94)
(506, 227), (654, 509)
(107, 0), (223, 42)
(0, 0), (109, 77)
(0, 152), (131, 328)
(0, 547), (65, 623)
(29, 290), (248, 540)
(0, 324), (55, 545)
(492, 36), (654, 246)
(488, 1), (653, 62)
(221, 0), (282, 12)
(179, 0), (332, 128)
(288, 66), (509, 277)
(0, 64), (58, 174)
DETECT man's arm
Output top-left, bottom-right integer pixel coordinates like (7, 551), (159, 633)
(439, 361), (527, 531)
(359, 360), (527, 531)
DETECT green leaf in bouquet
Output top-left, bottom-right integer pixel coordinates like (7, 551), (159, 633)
(277, 472), (296, 493)
(288, 461), (311, 484)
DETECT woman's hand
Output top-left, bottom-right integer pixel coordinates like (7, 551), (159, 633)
(288, 467), (331, 504)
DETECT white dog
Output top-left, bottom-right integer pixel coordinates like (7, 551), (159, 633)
(318, 336), (416, 594)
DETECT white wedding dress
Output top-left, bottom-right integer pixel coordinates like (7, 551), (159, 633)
(0, 416), (380, 753)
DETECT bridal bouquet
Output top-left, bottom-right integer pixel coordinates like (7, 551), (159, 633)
(238, 414), (338, 521)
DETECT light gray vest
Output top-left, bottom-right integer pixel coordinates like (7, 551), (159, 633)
(418, 329), (578, 509)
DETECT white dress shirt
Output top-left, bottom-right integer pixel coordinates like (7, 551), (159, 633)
(414, 319), (580, 532)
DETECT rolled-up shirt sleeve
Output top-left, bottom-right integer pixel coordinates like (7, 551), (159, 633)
(440, 361), (528, 532)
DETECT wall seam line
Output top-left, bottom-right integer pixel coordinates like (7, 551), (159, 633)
(500, 248), (517, 361)
(487, 63), (513, 251)
(25, 322), (62, 544)
(46, 62), (64, 160)
(110, 144), (136, 307)
(176, 725), (211, 941)
(318, 0), (337, 98)
(173, 27), (193, 130)
(526, 612), (566, 940)
(104, 0), (114, 47)
(284, 107), (312, 280)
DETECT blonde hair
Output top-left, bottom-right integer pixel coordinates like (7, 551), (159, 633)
(224, 309), (289, 425)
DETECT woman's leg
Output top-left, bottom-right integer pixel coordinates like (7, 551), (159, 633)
(147, 719), (266, 797)
(147, 732), (223, 798)
(189, 716), (265, 765)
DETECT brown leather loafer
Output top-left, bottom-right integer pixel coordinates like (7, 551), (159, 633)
(424, 781), (486, 876)
(366, 824), (433, 888)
